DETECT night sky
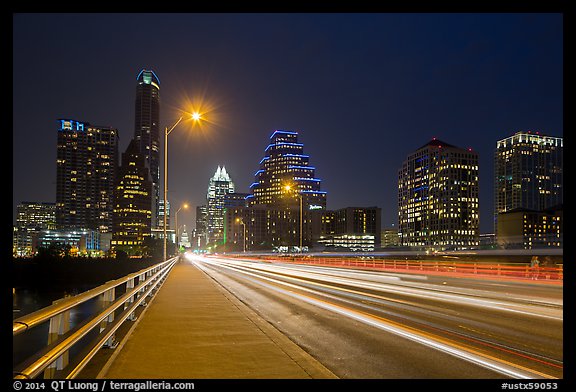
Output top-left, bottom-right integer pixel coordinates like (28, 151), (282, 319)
(12, 13), (563, 234)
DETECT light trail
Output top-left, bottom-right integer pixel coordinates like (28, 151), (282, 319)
(189, 254), (562, 379)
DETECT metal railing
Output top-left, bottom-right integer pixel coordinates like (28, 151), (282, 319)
(13, 257), (179, 379)
(226, 255), (563, 282)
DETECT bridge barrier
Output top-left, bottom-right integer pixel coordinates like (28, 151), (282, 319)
(224, 255), (563, 282)
(13, 257), (179, 379)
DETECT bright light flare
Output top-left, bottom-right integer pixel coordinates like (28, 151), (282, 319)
(191, 112), (202, 121)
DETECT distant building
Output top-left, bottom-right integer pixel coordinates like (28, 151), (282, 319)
(317, 207), (382, 251)
(194, 205), (208, 249)
(224, 192), (249, 208)
(494, 131), (563, 236)
(381, 226), (400, 248)
(225, 206), (381, 252)
(206, 166), (235, 246)
(222, 129), (327, 251)
(497, 205), (562, 249)
(32, 229), (106, 257)
(248, 130), (326, 210)
(56, 119), (119, 233)
(111, 139), (152, 254)
(479, 233), (496, 249)
(398, 138), (479, 250)
(225, 205), (304, 251)
(13, 202), (56, 256)
(158, 199), (171, 232)
(134, 69), (161, 228)
(180, 225), (191, 249)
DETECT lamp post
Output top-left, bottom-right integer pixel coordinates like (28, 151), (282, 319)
(163, 112), (202, 261)
(284, 185), (303, 253)
(235, 217), (247, 252)
(175, 203), (189, 252)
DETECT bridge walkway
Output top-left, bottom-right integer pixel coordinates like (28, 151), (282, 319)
(98, 259), (336, 379)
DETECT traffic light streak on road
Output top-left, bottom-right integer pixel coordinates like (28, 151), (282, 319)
(189, 254), (562, 379)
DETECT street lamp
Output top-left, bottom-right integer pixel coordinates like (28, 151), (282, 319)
(235, 217), (247, 252)
(163, 112), (202, 261)
(175, 203), (189, 252)
(284, 185), (303, 253)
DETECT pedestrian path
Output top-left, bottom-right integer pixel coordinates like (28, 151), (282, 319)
(98, 259), (337, 379)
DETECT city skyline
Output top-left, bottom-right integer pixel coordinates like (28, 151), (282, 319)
(12, 13), (563, 233)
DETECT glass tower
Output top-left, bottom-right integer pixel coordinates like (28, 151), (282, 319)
(398, 138), (479, 250)
(207, 166), (235, 245)
(134, 69), (161, 228)
(112, 139), (152, 252)
(56, 119), (118, 233)
(494, 131), (563, 233)
(248, 130), (326, 210)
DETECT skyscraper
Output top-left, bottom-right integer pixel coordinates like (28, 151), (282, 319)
(248, 130), (326, 210)
(111, 139), (152, 253)
(134, 69), (161, 228)
(494, 131), (563, 234)
(206, 166), (235, 245)
(56, 119), (119, 233)
(224, 130), (327, 251)
(398, 138), (479, 250)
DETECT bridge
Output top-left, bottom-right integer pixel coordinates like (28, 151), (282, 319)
(13, 252), (563, 379)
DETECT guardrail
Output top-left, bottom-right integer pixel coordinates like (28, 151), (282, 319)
(231, 255), (563, 282)
(13, 257), (179, 379)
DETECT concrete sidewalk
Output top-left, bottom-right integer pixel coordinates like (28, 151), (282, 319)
(98, 260), (337, 379)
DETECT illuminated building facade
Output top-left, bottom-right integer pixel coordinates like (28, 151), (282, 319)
(207, 166), (235, 245)
(31, 229), (104, 257)
(248, 130), (326, 210)
(398, 138), (479, 250)
(494, 131), (563, 235)
(111, 139), (152, 253)
(317, 207), (382, 251)
(134, 69), (161, 228)
(194, 205), (208, 248)
(497, 205), (562, 249)
(13, 202), (56, 256)
(227, 130), (326, 251)
(225, 206), (305, 251)
(56, 119), (119, 233)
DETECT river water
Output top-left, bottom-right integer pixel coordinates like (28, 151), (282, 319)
(12, 286), (99, 369)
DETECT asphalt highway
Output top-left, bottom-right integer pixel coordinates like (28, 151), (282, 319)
(189, 254), (563, 379)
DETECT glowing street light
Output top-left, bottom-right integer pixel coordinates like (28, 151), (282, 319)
(163, 112), (203, 261)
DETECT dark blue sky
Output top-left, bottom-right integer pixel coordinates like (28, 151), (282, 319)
(12, 13), (563, 233)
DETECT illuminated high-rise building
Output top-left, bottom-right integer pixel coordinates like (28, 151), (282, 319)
(134, 69), (161, 228)
(494, 131), (563, 234)
(398, 138), (479, 250)
(56, 119), (119, 233)
(248, 130), (326, 210)
(111, 139), (152, 253)
(207, 166), (235, 245)
(223, 130), (327, 251)
(14, 202), (56, 256)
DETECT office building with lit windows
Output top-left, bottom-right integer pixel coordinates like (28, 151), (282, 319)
(111, 139), (152, 253)
(13, 202), (56, 256)
(248, 130), (326, 210)
(398, 138), (479, 250)
(207, 166), (236, 246)
(224, 130), (327, 251)
(317, 207), (382, 251)
(134, 69), (161, 228)
(497, 205), (562, 249)
(494, 131), (563, 237)
(56, 119), (118, 233)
